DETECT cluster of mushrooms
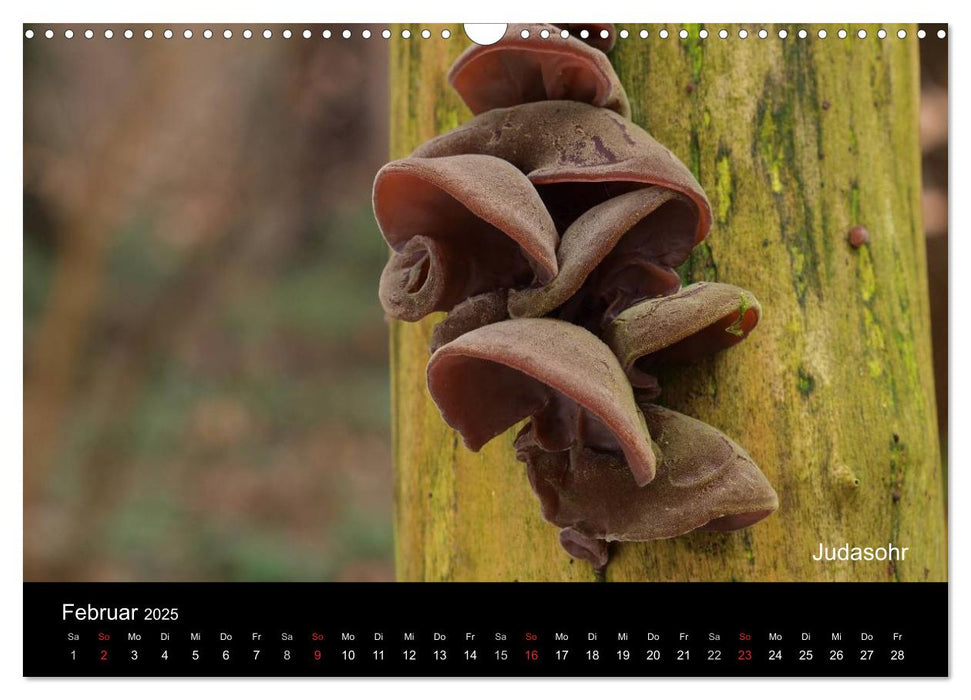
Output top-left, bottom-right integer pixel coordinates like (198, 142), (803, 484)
(372, 24), (778, 570)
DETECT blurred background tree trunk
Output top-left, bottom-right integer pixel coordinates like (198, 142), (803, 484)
(390, 23), (946, 582)
(24, 31), (393, 582)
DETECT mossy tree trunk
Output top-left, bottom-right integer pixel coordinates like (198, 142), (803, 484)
(389, 23), (946, 582)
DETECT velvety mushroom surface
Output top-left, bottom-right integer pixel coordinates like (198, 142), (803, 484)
(374, 155), (558, 321)
(520, 404), (779, 568)
(508, 186), (697, 326)
(604, 282), (762, 389)
(372, 24), (776, 570)
(412, 100), (712, 242)
(449, 23), (630, 118)
(426, 318), (657, 486)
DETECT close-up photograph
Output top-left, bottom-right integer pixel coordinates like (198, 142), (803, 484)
(11, 5), (962, 695)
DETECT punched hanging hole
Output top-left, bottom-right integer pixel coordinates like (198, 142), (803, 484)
(463, 24), (507, 46)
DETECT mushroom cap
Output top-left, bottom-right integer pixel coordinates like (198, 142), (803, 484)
(508, 186), (697, 321)
(523, 404), (778, 544)
(413, 101), (711, 244)
(374, 154), (559, 277)
(448, 23), (630, 118)
(373, 155), (559, 320)
(377, 235), (462, 321)
(604, 282), (762, 383)
(427, 318), (657, 485)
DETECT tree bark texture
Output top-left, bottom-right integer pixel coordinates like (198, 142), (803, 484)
(389, 23), (946, 582)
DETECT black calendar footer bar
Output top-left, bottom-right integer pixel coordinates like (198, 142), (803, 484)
(23, 581), (947, 677)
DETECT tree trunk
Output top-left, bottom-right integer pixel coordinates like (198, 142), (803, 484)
(389, 23), (946, 583)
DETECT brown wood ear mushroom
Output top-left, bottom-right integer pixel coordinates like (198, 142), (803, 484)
(426, 318), (657, 486)
(508, 186), (699, 325)
(520, 404), (779, 569)
(428, 290), (509, 353)
(448, 23), (630, 118)
(374, 28), (777, 573)
(604, 282), (761, 390)
(374, 155), (558, 321)
(413, 101), (711, 241)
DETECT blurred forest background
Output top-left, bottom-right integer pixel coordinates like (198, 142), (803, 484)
(23, 25), (947, 582)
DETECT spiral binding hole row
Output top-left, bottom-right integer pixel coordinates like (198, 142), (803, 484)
(23, 26), (946, 41)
